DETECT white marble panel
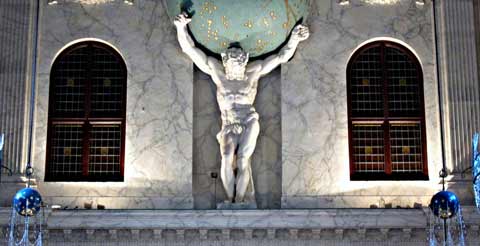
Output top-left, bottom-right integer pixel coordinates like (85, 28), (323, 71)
(42, 208), (429, 229)
(281, 0), (443, 208)
(33, 0), (193, 208)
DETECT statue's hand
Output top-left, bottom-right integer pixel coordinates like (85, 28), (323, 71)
(291, 24), (310, 42)
(174, 12), (191, 27)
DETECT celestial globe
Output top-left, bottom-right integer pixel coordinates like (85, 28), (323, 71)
(166, 0), (309, 57)
(13, 187), (42, 217)
(429, 190), (460, 219)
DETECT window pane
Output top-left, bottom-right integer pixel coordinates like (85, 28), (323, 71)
(48, 124), (84, 178)
(352, 124), (385, 172)
(350, 46), (383, 118)
(52, 47), (88, 118)
(386, 47), (421, 117)
(90, 46), (125, 118)
(390, 123), (423, 173)
(88, 124), (122, 177)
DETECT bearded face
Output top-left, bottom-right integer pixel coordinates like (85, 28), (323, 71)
(221, 47), (249, 81)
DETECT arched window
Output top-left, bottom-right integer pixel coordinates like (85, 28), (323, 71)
(45, 41), (126, 181)
(347, 41), (428, 180)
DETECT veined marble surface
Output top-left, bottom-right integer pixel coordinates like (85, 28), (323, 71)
(31, 0), (446, 209)
(33, 0), (193, 208)
(44, 208), (428, 229)
(281, 0), (443, 208)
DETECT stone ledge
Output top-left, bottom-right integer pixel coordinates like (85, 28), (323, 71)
(281, 195), (433, 209)
(42, 208), (427, 229)
(1, 207), (480, 242)
(43, 195), (195, 209)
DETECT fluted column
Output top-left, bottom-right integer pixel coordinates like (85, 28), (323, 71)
(437, 0), (480, 175)
(0, 0), (32, 174)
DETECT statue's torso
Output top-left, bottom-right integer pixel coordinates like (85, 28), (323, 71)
(210, 68), (260, 125)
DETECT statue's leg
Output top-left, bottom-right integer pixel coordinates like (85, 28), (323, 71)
(235, 118), (260, 202)
(218, 131), (237, 202)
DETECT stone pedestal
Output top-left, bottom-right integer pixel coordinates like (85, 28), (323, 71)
(217, 202), (257, 210)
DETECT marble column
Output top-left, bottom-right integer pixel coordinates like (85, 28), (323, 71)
(0, 0), (32, 175)
(435, 0), (480, 205)
(437, 0), (480, 175)
(476, 0), (480, 80)
(0, 0), (32, 206)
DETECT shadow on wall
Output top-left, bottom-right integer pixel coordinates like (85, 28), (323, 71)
(192, 66), (282, 209)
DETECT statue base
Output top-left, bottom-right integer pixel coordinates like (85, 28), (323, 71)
(217, 201), (257, 210)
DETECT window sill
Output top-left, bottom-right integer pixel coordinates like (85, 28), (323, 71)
(350, 172), (429, 181)
(44, 175), (124, 182)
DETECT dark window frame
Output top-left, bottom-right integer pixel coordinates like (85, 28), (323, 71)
(347, 41), (428, 181)
(45, 41), (127, 182)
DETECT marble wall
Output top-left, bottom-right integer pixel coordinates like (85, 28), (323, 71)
(31, 0), (448, 210)
(33, 0), (194, 209)
(281, 0), (444, 208)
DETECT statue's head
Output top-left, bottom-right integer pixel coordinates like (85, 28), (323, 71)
(221, 46), (249, 80)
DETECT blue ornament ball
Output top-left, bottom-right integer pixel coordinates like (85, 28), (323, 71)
(13, 188), (42, 217)
(429, 190), (460, 219)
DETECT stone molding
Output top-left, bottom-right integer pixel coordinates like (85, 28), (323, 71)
(1, 207), (480, 243)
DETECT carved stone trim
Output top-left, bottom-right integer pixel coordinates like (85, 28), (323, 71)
(1, 208), (480, 242)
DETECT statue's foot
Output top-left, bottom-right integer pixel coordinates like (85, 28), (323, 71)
(234, 196), (244, 204)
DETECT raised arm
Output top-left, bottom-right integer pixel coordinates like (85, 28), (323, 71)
(250, 24), (310, 77)
(174, 13), (213, 75)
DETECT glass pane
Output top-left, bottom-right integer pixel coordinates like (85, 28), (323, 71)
(48, 124), (84, 178)
(52, 47), (88, 118)
(390, 123), (424, 173)
(350, 46), (383, 118)
(88, 124), (122, 177)
(352, 124), (385, 173)
(386, 47), (421, 117)
(90, 46), (125, 118)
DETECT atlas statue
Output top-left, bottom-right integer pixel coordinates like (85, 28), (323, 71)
(174, 12), (309, 206)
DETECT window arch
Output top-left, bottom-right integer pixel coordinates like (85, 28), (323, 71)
(347, 41), (428, 180)
(45, 41), (127, 181)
